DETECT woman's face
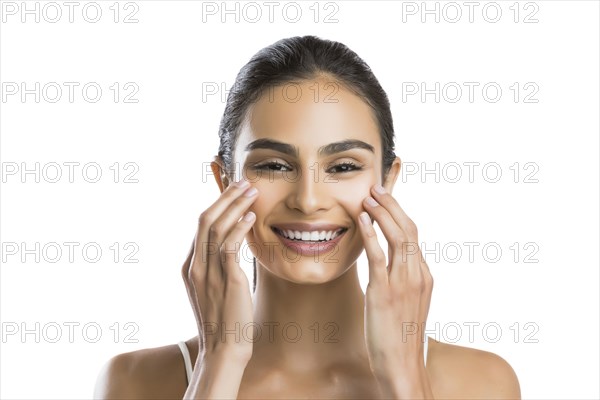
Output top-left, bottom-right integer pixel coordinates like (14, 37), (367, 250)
(232, 77), (395, 284)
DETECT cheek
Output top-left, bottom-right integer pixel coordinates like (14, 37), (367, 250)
(246, 182), (283, 221)
(334, 179), (375, 219)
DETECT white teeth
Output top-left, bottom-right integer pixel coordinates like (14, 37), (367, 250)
(276, 228), (345, 242)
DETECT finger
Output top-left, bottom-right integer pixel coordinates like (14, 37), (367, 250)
(194, 179), (252, 284)
(366, 187), (423, 288)
(370, 185), (433, 337)
(207, 186), (259, 286)
(213, 210), (256, 348)
(357, 211), (388, 287)
(209, 186), (259, 252)
(362, 195), (408, 279)
(196, 179), (252, 254)
(219, 212), (256, 322)
(370, 184), (418, 242)
(220, 210), (256, 278)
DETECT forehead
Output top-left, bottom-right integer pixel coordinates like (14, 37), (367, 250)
(236, 78), (381, 158)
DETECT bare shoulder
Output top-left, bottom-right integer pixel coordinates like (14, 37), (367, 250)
(94, 339), (199, 399)
(427, 338), (521, 399)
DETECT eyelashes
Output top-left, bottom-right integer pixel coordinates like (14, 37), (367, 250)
(328, 162), (363, 173)
(251, 161), (363, 174)
(252, 161), (290, 172)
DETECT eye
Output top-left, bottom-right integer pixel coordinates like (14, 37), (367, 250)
(252, 161), (293, 172)
(327, 162), (363, 174)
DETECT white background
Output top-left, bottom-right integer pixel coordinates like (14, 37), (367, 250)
(1, 1), (598, 398)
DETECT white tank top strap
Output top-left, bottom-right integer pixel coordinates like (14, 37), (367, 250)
(423, 321), (430, 366)
(177, 341), (194, 385)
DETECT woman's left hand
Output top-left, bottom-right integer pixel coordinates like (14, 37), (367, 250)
(358, 184), (434, 399)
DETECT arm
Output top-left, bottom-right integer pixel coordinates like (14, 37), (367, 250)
(358, 183), (435, 399)
(181, 174), (258, 398)
(375, 362), (434, 399)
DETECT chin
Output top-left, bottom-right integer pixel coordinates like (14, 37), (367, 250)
(265, 262), (352, 286)
(256, 246), (358, 286)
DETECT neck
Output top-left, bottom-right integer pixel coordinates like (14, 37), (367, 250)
(251, 260), (369, 372)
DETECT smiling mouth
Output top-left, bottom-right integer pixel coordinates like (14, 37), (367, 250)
(271, 227), (348, 242)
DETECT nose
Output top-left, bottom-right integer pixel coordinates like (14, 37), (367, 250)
(284, 164), (333, 214)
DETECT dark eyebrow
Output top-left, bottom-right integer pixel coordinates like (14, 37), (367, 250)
(245, 139), (374, 157)
(245, 139), (298, 157)
(318, 139), (374, 156)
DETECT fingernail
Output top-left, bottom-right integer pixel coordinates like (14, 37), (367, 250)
(235, 179), (250, 188)
(374, 184), (386, 194)
(243, 211), (256, 222)
(243, 187), (258, 197)
(359, 212), (371, 225)
(365, 196), (378, 207)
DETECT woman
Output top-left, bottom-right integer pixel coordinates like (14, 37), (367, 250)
(94, 35), (521, 399)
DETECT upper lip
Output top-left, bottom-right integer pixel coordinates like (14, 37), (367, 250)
(271, 222), (348, 232)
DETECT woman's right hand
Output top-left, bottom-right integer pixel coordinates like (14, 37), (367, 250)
(181, 179), (258, 364)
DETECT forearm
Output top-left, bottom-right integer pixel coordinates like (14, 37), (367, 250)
(183, 351), (249, 400)
(375, 363), (434, 400)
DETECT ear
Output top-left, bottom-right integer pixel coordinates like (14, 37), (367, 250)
(383, 156), (401, 194)
(210, 156), (230, 193)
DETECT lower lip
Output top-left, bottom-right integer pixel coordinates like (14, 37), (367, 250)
(272, 228), (347, 257)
